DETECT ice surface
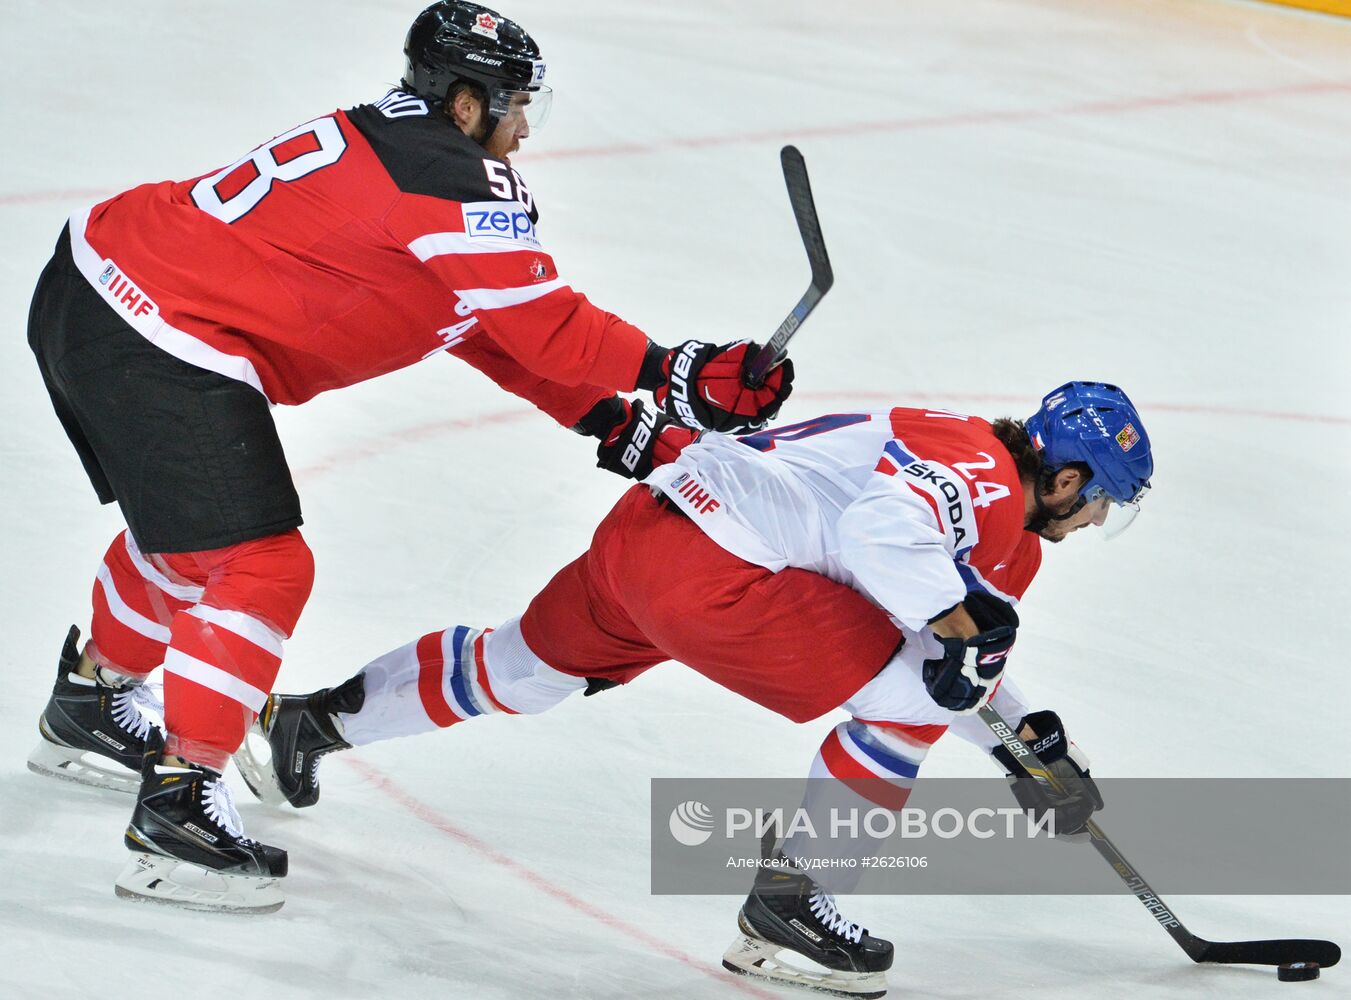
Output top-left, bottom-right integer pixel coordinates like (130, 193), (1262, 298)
(1, 1), (1348, 998)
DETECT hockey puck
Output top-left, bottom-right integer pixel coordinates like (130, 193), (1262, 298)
(1278, 962), (1320, 982)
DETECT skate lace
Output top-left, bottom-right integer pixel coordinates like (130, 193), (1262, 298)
(304, 714), (348, 787)
(202, 776), (255, 845)
(110, 684), (166, 742)
(808, 889), (864, 945)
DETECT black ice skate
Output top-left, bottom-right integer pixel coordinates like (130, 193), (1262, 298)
(234, 674), (361, 808)
(117, 731), (288, 913)
(27, 625), (164, 794)
(722, 843), (894, 999)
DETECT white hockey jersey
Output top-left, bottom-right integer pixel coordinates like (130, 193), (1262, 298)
(644, 408), (1042, 634)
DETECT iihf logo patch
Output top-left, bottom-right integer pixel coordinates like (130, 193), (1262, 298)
(1115, 423), (1140, 451)
(669, 472), (690, 490)
(99, 263), (115, 285)
(528, 258), (548, 281)
(472, 12), (499, 39)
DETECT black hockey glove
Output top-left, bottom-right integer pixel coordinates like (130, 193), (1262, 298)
(921, 626), (1015, 713)
(579, 397), (699, 481)
(643, 339), (794, 433)
(991, 710), (1104, 840)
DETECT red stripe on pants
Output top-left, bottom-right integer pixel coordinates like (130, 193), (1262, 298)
(854, 719), (948, 746)
(472, 630), (516, 715)
(416, 631), (460, 728)
(819, 728), (913, 811)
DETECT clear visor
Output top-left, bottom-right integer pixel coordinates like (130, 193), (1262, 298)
(489, 85), (553, 133)
(1082, 484), (1148, 540)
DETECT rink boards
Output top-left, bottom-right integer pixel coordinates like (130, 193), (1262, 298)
(1254, 0), (1351, 16)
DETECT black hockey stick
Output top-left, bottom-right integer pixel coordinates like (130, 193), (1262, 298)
(742, 145), (834, 389)
(980, 704), (1341, 969)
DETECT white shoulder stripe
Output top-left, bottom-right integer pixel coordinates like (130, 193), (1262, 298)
(454, 277), (569, 311)
(408, 231), (540, 260)
(68, 207), (272, 402)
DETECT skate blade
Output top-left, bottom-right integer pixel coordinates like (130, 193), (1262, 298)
(114, 853), (285, 914)
(26, 738), (138, 794)
(722, 934), (887, 999)
(232, 724), (289, 807)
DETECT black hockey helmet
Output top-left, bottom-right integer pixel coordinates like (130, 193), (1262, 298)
(402, 2), (551, 133)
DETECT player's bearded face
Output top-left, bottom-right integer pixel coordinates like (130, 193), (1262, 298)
(1038, 493), (1110, 543)
(450, 91), (533, 163)
(484, 99), (531, 161)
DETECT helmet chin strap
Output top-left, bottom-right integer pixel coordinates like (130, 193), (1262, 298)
(474, 111), (496, 145)
(1024, 470), (1088, 534)
(442, 83), (498, 145)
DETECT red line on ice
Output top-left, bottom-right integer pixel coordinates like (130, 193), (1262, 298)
(0, 187), (113, 207)
(340, 756), (780, 999)
(294, 384), (1344, 986)
(526, 78), (1351, 162)
(291, 390), (1351, 488)
(797, 390), (1351, 428)
(6, 78), (1351, 205)
(291, 410), (537, 481)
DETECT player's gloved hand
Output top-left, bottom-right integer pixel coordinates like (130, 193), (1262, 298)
(594, 398), (698, 481)
(991, 710), (1104, 841)
(921, 626), (1015, 713)
(650, 340), (794, 433)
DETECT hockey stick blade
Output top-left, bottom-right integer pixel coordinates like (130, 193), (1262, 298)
(1191, 938), (1341, 968)
(979, 705), (1342, 970)
(743, 145), (834, 389)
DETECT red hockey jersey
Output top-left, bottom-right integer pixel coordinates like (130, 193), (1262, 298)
(65, 89), (646, 424)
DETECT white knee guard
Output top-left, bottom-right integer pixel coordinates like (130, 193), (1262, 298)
(478, 617), (588, 714)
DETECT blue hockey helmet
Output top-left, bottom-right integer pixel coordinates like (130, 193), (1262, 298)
(1025, 382), (1153, 536)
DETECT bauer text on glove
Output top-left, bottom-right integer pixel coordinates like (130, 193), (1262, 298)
(640, 339), (793, 433)
(991, 709), (1104, 840)
(588, 397), (698, 481)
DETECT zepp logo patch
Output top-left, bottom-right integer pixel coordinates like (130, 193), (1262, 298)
(461, 201), (541, 248)
(669, 800), (715, 846)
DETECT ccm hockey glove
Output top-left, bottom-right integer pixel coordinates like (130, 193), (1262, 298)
(991, 709), (1104, 840)
(645, 339), (794, 433)
(921, 626), (1015, 713)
